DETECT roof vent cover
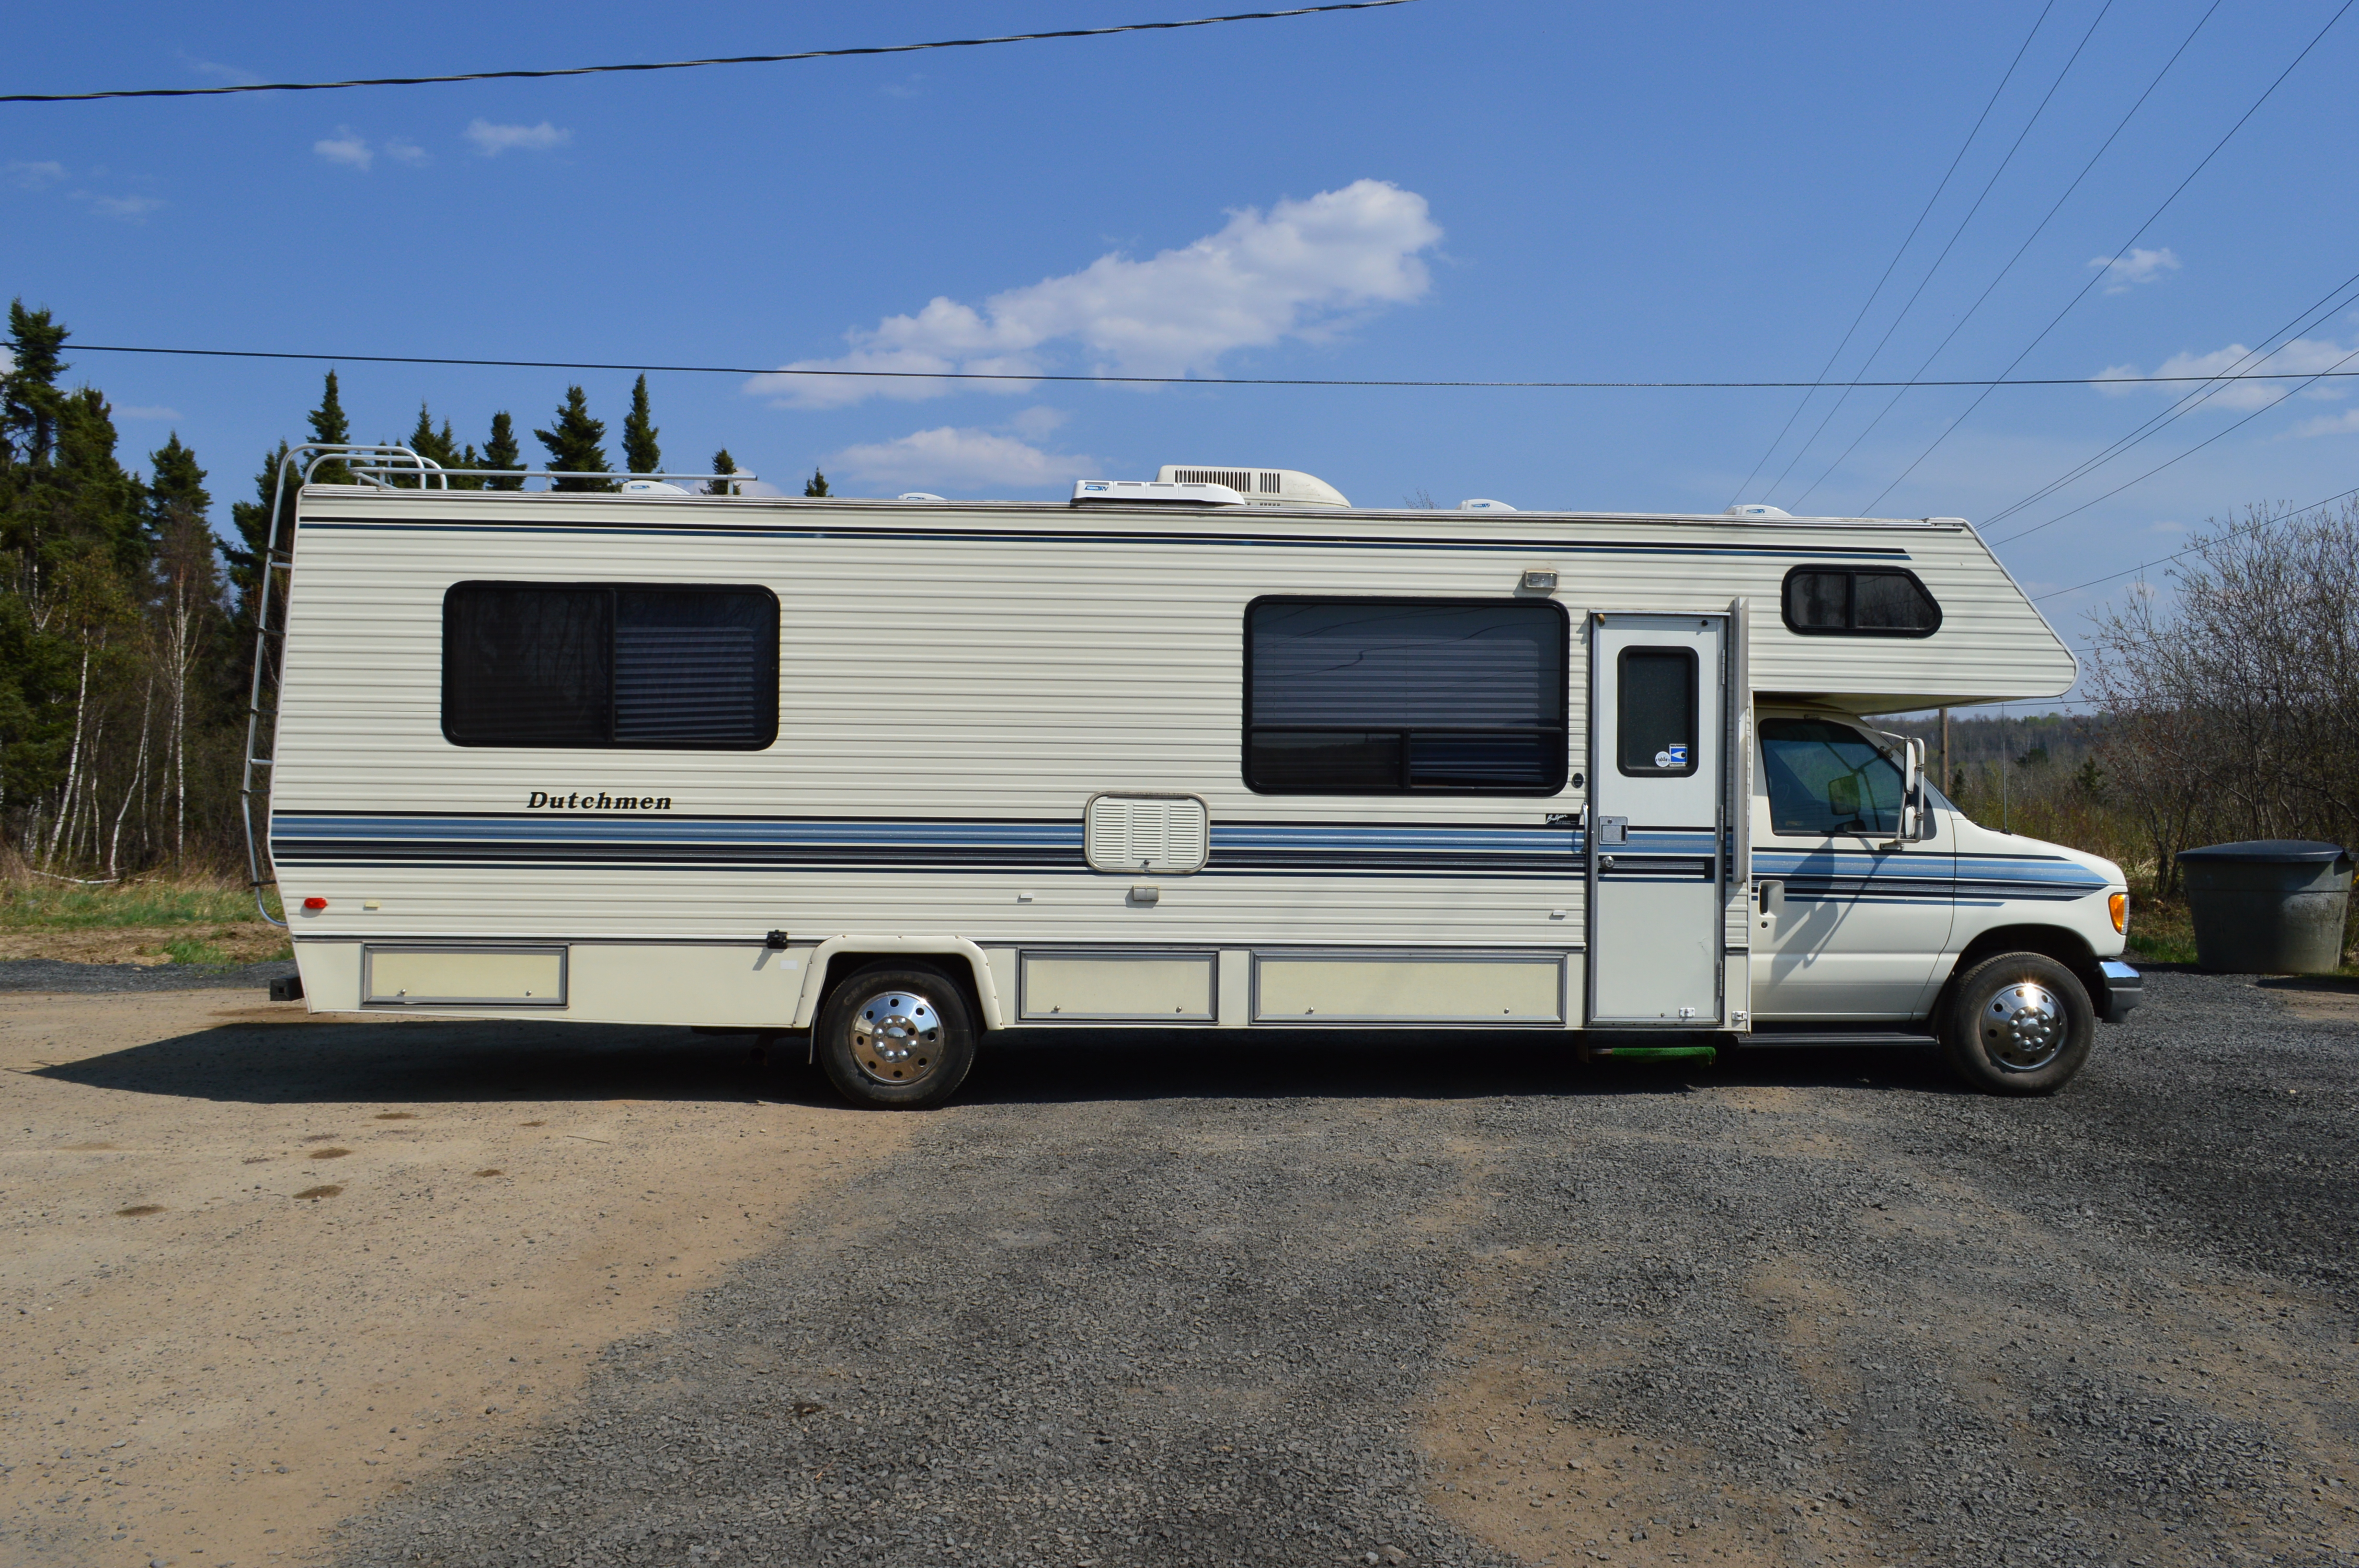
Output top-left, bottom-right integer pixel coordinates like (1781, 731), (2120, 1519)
(1085, 793), (1209, 874)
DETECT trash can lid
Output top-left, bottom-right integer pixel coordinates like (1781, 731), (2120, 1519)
(2177, 838), (2351, 864)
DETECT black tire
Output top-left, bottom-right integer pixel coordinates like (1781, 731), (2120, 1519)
(1939, 951), (2094, 1096)
(815, 966), (977, 1110)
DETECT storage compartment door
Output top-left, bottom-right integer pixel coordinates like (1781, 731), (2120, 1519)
(364, 946), (568, 1007)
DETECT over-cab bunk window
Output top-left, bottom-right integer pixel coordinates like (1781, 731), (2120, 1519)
(442, 582), (780, 749)
(1243, 597), (1570, 794)
(1780, 567), (1941, 637)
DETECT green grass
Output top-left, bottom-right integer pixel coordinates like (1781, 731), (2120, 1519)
(159, 936), (236, 967)
(0, 879), (282, 928)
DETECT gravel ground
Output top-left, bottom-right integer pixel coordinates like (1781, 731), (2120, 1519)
(0, 957), (297, 992)
(334, 971), (2359, 1568)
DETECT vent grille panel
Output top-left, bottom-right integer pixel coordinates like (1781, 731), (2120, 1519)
(1171, 469), (1253, 493)
(1085, 794), (1209, 874)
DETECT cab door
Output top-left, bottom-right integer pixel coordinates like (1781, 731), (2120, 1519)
(1749, 716), (1954, 1021)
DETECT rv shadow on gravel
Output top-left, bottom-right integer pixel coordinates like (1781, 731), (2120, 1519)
(35, 1011), (1966, 1108)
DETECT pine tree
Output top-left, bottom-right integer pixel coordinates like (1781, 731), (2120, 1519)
(621, 375), (661, 474)
(143, 433), (210, 535)
(804, 468), (830, 498)
(305, 371), (353, 483)
(1, 299), (70, 472)
(534, 387), (614, 492)
(705, 447), (737, 497)
(400, 402), (484, 490)
(483, 411), (525, 491)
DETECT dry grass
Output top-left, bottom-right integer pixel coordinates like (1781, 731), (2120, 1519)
(0, 864), (287, 964)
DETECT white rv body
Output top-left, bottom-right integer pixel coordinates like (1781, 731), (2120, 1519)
(263, 482), (2133, 1073)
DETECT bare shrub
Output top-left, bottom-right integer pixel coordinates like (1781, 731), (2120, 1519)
(2085, 500), (2359, 894)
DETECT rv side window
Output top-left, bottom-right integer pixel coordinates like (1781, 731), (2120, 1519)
(1615, 648), (1699, 776)
(1780, 568), (1940, 637)
(1244, 598), (1568, 794)
(1759, 718), (1904, 836)
(443, 582), (779, 749)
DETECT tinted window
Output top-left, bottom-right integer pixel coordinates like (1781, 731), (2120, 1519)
(1781, 568), (1940, 636)
(444, 582), (778, 749)
(1760, 718), (1903, 835)
(1616, 647), (1698, 776)
(1245, 598), (1568, 793)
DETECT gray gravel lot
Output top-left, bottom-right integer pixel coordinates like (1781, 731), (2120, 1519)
(0, 957), (297, 991)
(336, 971), (2359, 1568)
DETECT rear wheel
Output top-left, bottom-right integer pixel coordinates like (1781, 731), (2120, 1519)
(815, 967), (976, 1110)
(1939, 952), (2094, 1096)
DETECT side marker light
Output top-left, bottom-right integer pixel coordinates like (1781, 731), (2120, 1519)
(2109, 892), (2127, 935)
(303, 896), (329, 911)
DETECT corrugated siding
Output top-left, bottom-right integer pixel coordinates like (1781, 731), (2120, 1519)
(269, 495), (2067, 944)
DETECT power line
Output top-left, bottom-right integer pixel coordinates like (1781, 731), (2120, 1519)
(2029, 482), (2359, 602)
(1793, 0), (2219, 513)
(1980, 262), (2359, 529)
(1992, 340), (2359, 544)
(1856, 0), (2357, 516)
(0, 2), (1415, 104)
(64, 340), (2359, 390)
(1725, 0), (2058, 508)
(1775, 0), (2114, 511)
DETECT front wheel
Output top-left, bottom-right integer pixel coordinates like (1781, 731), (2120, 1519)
(815, 967), (977, 1110)
(1939, 952), (2094, 1096)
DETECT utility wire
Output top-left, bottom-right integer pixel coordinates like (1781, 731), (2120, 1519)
(1773, 0), (2111, 510)
(63, 341), (2359, 390)
(1857, 0), (2357, 516)
(1799, 0), (2220, 513)
(1724, 0), (2057, 509)
(2029, 481), (2359, 602)
(0, 2), (1414, 103)
(1992, 340), (2359, 544)
(1980, 262), (2359, 528)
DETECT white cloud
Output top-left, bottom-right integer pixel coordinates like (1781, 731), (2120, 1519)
(1009, 406), (1068, 440)
(2093, 337), (2358, 409)
(465, 119), (571, 156)
(384, 139), (429, 166)
(751, 179), (1441, 409)
(2090, 246), (2180, 293)
(184, 56), (259, 84)
(314, 130), (372, 170)
(2291, 407), (2359, 439)
(6, 160), (66, 190)
(114, 405), (182, 421)
(72, 191), (162, 221)
(826, 426), (1097, 492)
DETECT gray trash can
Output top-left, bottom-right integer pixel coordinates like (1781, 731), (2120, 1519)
(2177, 840), (2354, 974)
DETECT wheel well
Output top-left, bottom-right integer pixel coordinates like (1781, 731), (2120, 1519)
(1934, 924), (2102, 1020)
(812, 951), (988, 1031)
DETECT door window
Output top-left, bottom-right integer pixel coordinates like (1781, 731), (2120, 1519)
(1760, 718), (1903, 835)
(1615, 647), (1698, 776)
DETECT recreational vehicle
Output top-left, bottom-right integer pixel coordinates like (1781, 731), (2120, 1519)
(247, 448), (2140, 1109)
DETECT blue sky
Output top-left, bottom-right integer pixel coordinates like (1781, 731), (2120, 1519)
(7, 0), (2359, 700)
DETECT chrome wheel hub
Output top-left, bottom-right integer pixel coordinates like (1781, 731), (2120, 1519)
(1979, 981), (2065, 1071)
(849, 989), (943, 1086)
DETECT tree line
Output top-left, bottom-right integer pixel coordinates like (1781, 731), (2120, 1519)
(0, 298), (821, 881)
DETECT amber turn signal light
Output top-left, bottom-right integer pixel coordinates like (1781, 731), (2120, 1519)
(302, 896), (328, 910)
(2109, 892), (2127, 934)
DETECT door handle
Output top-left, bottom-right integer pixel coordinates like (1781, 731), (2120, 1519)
(1756, 878), (1784, 932)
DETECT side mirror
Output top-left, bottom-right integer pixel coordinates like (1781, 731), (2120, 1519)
(1891, 737), (1922, 848)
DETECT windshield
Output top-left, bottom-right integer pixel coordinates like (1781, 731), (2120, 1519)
(1760, 717), (1904, 836)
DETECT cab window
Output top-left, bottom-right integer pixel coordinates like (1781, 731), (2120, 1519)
(1760, 718), (1904, 836)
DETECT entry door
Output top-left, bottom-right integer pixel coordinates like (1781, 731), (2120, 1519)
(1588, 614), (1731, 1025)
